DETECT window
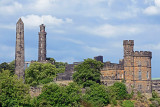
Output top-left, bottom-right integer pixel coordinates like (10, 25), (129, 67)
(147, 71), (149, 79)
(138, 61), (141, 66)
(139, 71), (142, 80)
(124, 71), (126, 79)
(117, 73), (120, 79)
(147, 85), (150, 90)
(138, 85), (142, 90)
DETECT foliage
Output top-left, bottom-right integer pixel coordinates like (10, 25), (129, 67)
(46, 57), (56, 64)
(37, 83), (81, 107)
(111, 98), (117, 106)
(150, 98), (160, 107)
(25, 62), (57, 86)
(47, 57), (67, 73)
(108, 82), (128, 100)
(152, 90), (159, 98)
(122, 100), (134, 107)
(82, 83), (109, 107)
(0, 70), (30, 107)
(73, 58), (104, 87)
(0, 61), (15, 75)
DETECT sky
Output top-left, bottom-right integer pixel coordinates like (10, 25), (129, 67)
(0, 0), (160, 78)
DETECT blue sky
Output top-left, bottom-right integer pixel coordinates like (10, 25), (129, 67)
(0, 0), (160, 78)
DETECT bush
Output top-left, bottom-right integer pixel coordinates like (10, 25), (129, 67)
(25, 62), (57, 86)
(152, 91), (159, 98)
(108, 82), (128, 100)
(122, 100), (134, 107)
(0, 70), (31, 106)
(82, 83), (109, 107)
(111, 98), (117, 106)
(73, 58), (103, 87)
(37, 83), (81, 107)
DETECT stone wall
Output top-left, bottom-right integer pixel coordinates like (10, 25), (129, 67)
(152, 80), (160, 95)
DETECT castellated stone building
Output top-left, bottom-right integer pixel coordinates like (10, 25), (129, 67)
(38, 24), (47, 62)
(15, 18), (25, 80)
(57, 40), (152, 95)
(101, 40), (152, 94)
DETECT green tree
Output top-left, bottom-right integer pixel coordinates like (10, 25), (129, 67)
(108, 82), (128, 100)
(82, 83), (109, 107)
(73, 58), (104, 87)
(0, 70), (30, 107)
(47, 57), (67, 73)
(8, 60), (15, 75)
(0, 61), (15, 75)
(0, 62), (10, 73)
(25, 62), (57, 86)
(37, 83), (81, 107)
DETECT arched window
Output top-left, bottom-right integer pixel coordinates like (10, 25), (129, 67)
(139, 71), (142, 80)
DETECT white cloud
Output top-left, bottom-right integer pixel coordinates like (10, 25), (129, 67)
(0, 1), (22, 15)
(143, 0), (160, 15)
(21, 14), (73, 28)
(155, 0), (160, 7)
(29, 0), (55, 12)
(0, 24), (15, 30)
(85, 46), (107, 53)
(78, 24), (142, 38)
(144, 6), (160, 15)
(138, 43), (160, 50)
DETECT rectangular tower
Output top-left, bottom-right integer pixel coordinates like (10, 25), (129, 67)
(123, 40), (134, 93)
(15, 18), (25, 80)
(38, 24), (47, 62)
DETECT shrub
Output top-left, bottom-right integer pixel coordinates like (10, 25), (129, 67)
(37, 83), (81, 107)
(82, 83), (109, 106)
(108, 82), (128, 100)
(111, 98), (117, 106)
(73, 58), (103, 87)
(152, 91), (159, 98)
(122, 100), (134, 107)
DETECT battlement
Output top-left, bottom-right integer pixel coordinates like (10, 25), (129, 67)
(134, 51), (152, 58)
(102, 61), (124, 70)
(123, 40), (134, 46)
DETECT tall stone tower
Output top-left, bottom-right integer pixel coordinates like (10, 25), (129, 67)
(38, 24), (47, 62)
(123, 40), (134, 92)
(15, 18), (25, 80)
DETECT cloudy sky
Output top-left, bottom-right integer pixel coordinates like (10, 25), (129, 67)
(0, 0), (160, 78)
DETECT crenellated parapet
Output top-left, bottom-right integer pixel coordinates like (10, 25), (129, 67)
(123, 40), (134, 46)
(134, 51), (152, 58)
(102, 61), (124, 70)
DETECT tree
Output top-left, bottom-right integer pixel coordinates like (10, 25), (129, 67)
(82, 83), (109, 107)
(25, 62), (57, 86)
(0, 62), (10, 72)
(37, 83), (81, 107)
(0, 70), (30, 107)
(47, 57), (67, 73)
(0, 61), (15, 75)
(73, 58), (104, 87)
(107, 82), (128, 100)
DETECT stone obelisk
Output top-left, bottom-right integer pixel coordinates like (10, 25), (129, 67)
(15, 18), (25, 81)
(38, 24), (47, 62)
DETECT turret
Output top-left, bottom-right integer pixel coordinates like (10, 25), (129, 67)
(123, 40), (134, 56)
(38, 24), (47, 62)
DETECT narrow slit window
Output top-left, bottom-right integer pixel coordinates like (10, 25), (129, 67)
(139, 71), (142, 80)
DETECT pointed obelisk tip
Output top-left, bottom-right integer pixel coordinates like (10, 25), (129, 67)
(17, 18), (23, 24)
